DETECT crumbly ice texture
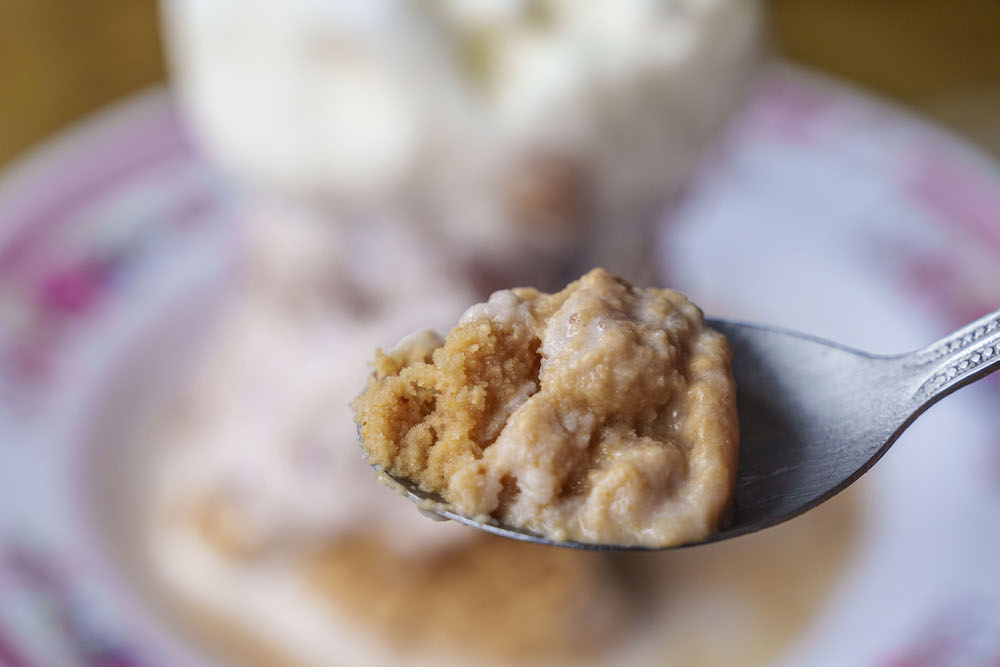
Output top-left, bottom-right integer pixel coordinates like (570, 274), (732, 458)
(355, 268), (738, 547)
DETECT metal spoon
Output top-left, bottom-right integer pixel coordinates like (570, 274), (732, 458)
(368, 307), (1000, 551)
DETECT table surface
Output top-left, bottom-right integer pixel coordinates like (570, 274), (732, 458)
(1, 0), (998, 170)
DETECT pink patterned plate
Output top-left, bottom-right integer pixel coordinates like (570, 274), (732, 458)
(1, 64), (1000, 665)
(0, 90), (235, 666)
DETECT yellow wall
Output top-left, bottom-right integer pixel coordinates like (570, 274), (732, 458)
(0, 1), (164, 167)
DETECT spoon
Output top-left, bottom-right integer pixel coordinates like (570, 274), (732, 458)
(368, 307), (1000, 551)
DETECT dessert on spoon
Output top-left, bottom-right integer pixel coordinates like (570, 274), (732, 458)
(354, 268), (1000, 550)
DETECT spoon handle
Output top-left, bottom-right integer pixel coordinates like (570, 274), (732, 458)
(906, 307), (1000, 404)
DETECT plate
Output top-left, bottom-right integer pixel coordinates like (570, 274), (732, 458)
(2, 64), (1000, 665)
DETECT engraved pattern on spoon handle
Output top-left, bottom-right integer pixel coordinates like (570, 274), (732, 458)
(909, 308), (1000, 366)
(909, 307), (1000, 403)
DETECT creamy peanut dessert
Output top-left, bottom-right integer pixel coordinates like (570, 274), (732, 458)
(355, 268), (738, 547)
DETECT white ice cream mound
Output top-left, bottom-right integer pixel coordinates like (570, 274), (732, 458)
(162, 0), (761, 280)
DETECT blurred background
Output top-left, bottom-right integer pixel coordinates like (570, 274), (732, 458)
(2, 2), (1000, 666)
(3, 0), (999, 169)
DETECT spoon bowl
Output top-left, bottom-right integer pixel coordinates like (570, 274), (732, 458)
(370, 308), (1000, 550)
